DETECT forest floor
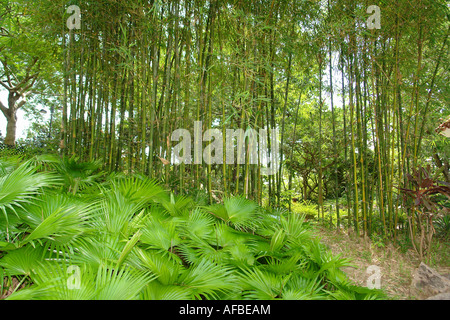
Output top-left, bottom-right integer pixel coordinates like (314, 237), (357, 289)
(313, 224), (450, 300)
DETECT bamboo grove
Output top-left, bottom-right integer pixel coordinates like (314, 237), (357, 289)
(5, 0), (449, 243)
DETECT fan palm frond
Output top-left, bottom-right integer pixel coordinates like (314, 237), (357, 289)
(94, 263), (155, 300)
(70, 234), (123, 270)
(55, 156), (103, 195)
(140, 215), (181, 252)
(28, 261), (96, 300)
(226, 241), (256, 267)
(17, 193), (98, 248)
(224, 197), (259, 231)
(7, 260), (154, 300)
(302, 239), (353, 278)
(0, 211), (23, 242)
(327, 283), (387, 300)
(269, 228), (287, 252)
(262, 254), (305, 275)
(178, 258), (236, 300)
(282, 274), (325, 300)
(116, 230), (142, 268)
(279, 212), (312, 247)
(141, 280), (192, 300)
(160, 192), (194, 217)
(112, 175), (168, 207)
(180, 208), (215, 243)
(205, 196), (259, 232)
(0, 245), (45, 277)
(0, 160), (59, 237)
(94, 189), (141, 235)
(177, 241), (214, 266)
(134, 247), (182, 286)
(4, 287), (46, 300)
(0, 157), (19, 176)
(239, 267), (288, 300)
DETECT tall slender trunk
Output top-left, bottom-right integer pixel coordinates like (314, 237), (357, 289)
(318, 53), (324, 222)
(278, 47), (293, 207)
(4, 110), (17, 146)
(328, 0), (339, 228)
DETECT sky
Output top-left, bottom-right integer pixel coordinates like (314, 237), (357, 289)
(0, 91), (29, 141)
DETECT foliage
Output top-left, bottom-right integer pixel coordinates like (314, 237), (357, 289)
(0, 156), (386, 300)
(399, 166), (450, 260)
(290, 200), (318, 220)
(1, 0), (448, 276)
(0, 0), (63, 146)
(434, 215), (450, 239)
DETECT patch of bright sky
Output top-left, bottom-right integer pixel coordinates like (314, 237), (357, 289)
(0, 90), (49, 141)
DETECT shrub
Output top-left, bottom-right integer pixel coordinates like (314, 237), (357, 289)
(0, 156), (386, 300)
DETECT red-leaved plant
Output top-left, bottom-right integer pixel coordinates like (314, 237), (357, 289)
(398, 165), (450, 261)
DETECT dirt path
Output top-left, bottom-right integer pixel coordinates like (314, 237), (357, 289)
(314, 225), (450, 300)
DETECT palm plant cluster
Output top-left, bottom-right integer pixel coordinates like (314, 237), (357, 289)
(0, 156), (385, 300)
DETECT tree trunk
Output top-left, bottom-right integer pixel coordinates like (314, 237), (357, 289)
(4, 112), (17, 146)
(1, 91), (24, 146)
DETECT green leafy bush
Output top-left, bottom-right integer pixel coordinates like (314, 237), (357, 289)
(435, 215), (450, 239)
(0, 156), (386, 300)
(290, 200), (318, 220)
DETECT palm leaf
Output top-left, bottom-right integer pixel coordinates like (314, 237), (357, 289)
(282, 274), (325, 300)
(180, 208), (215, 243)
(5, 286), (49, 300)
(94, 189), (142, 235)
(140, 215), (181, 252)
(141, 281), (192, 300)
(0, 245), (45, 277)
(223, 197), (259, 231)
(0, 160), (59, 233)
(116, 230), (142, 268)
(70, 234), (123, 270)
(55, 156), (103, 195)
(327, 283), (387, 300)
(262, 254), (305, 275)
(112, 175), (167, 207)
(280, 212), (312, 247)
(160, 192), (194, 217)
(28, 261), (96, 300)
(18, 193), (97, 248)
(134, 247), (182, 285)
(226, 241), (256, 267)
(94, 264), (154, 300)
(8, 260), (155, 300)
(0, 157), (18, 176)
(239, 267), (288, 300)
(270, 229), (287, 252)
(205, 196), (259, 231)
(178, 259), (236, 300)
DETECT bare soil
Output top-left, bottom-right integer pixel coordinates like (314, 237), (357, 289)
(314, 225), (450, 300)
